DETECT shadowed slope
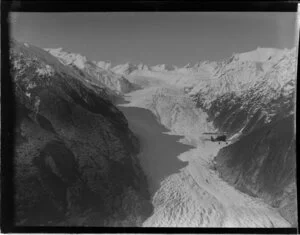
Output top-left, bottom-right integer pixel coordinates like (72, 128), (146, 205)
(11, 40), (153, 226)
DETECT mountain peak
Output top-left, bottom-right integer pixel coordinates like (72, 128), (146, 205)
(183, 63), (192, 68)
(46, 47), (64, 52)
(151, 64), (175, 71)
(95, 60), (112, 69)
(233, 47), (286, 63)
(44, 47), (88, 69)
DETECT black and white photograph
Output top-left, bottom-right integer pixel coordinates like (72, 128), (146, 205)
(2, 2), (299, 231)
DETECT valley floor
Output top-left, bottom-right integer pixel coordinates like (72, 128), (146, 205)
(118, 84), (291, 227)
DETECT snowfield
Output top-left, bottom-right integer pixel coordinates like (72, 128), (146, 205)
(118, 74), (291, 227)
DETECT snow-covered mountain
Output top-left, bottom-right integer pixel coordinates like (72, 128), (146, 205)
(112, 60), (216, 76)
(176, 61), (218, 75)
(112, 47), (296, 140)
(112, 63), (176, 74)
(44, 48), (138, 94)
(111, 62), (140, 75)
(112, 47), (294, 91)
(189, 47), (297, 226)
(190, 47), (297, 136)
(44, 47), (88, 69)
(94, 60), (112, 70)
(117, 47), (296, 143)
(150, 64), (176, 72)
(234, 47), (286, 62)
(110, 61), (216, 91)
(137, 63), (150, 71)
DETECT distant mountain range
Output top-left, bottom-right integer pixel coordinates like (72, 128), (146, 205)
(44, 47), (140, 95)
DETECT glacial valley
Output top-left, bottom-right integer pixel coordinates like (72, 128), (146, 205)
(8, 40), (297, 227)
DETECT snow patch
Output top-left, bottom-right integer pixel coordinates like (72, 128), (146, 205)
(36, 64), (54, 76)
(95, 61), (111, 70)
(45, 48), (87, 69)
(27, 82), (37, 89)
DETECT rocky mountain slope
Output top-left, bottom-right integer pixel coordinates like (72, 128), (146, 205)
(93, 60), (112, 70)
(10, 40), (152, 226)
(189, 47), (297, 226)
(44, 48), (139, 94)
(190, 48), (296, 136)
(215, 116), (296, 226)
(112, 62), (145, 75)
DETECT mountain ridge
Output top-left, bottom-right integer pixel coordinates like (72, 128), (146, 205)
(44, 47), (139, 95)
(10, 39), (153, 226)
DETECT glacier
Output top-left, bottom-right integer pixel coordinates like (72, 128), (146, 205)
(118, 85), (291, 227)
(116, 47), (296, 227)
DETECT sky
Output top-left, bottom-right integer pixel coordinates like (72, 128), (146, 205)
(10, 12), (299, 67)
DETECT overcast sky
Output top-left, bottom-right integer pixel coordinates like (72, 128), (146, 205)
(10, 12), (298, 66)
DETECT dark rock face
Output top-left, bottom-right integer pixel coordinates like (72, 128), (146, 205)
(11, 41), (152, 226)
(214, 115), (296, 225)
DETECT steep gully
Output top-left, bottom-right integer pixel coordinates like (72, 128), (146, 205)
(117, 85), (291, 227)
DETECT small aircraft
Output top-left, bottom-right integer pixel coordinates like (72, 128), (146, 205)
(210, 135), (228, 144)
(203, 132), (228, 144)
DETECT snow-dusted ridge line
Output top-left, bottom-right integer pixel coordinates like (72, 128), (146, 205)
(43, 46), (296, 81)
(44, 47), (88, 69)
(110, 47), (297, 103)
(111, 47), (296, 74)
(44, 47), (138, 94)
